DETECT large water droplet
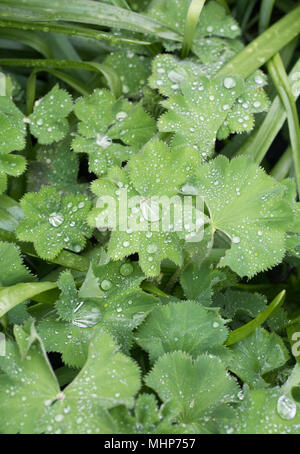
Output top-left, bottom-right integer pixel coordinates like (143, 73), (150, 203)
(96, 134), (112, 149)
(120, 263), (133, 276)
(232, 236), (240, 244)
(49, 212), (64, 227)
(180, 184), (200, 195)
(116, 111), (128, 121)
(147, 244), (158, 254)
(168, 69), (186, 83)
(224, 77), (236, 89)
(100, 279), (112, 291)
(72, 306), (102, 328)
(277, 395), (297, 420)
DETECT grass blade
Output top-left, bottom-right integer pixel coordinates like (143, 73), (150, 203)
(0, 0), (181, 42)
(267, 53), (300, 192)
(236, 58), (300, 163)
(225, 290), (286, 346)
(218, 4), (300, 79)
(0, 58), (122, 98)
(0, 19), (151, 46)
(181, 0), (206, 58)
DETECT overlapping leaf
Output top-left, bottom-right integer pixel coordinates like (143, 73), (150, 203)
(188, 156), (294, 277)
(72, 88), (156, 176)
(88, 139), (201, 276)
(16, 186), (92, 259)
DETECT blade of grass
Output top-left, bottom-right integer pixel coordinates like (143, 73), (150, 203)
(0, 0), (181, 42)
(225, 290), (286, 346)
(111, 0), (130, 10)
(0, 58), (122, 98)
(236, 58), (300, 163)
(259, 0), (275, 34)
(267, 53), (300, 192)
(270, 147), (293, 181)
(0, 281), (58, 317)
(0, 28), (52, 58)
(218, 4), (300, 79)
(181, 0), (206, 58)
(0, 18), (151, 46)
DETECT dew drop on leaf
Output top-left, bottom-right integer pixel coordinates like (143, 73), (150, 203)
(277, 395), (297, 420)
(49, 212), (64, 227)
(223, 77), (236, 89)
(100, 279), (112, 291)
(119, 263), (134, 276)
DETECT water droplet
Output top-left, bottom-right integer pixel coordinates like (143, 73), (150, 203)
(37, 119), (43, 126)
(123, 241), (130, 247)
(180, 184), (200, 195)
(147, 244), (158, 254)
(168, 70), (185, 83)
(224, 77), (236, 89)
(253, 101), (261, 108)
(120, 263), (134, 276)
(213, 322), (219, 328)
(277, 395), (297, 420)
(116, 111), (128, 121)
(101, 279), (112, 291)
(96, 134), (112, 148)
(254, 75), (264, 85)
(232, 236), (240, 244)
(55, 414), (64, 422)
(49, 212), (64, 227)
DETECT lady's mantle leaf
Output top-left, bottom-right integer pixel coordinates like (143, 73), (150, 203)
(190, 155), (294, 277)
(227, 387), (300, 434)
(136, 301), (228, 362)
(72, 88), (156, 176)
(146, 351), (239, 432)
(0, 95), (26, 153)
(0, 241), (34, 287)
(0, 326), (140, 434)
(104, 51), (152, 95)
(146, 1), (240, 41)
(37, 326), (141, 434)
(158, 74), (245, 160)
(228, 328), (290, 389)
(16, 186), (92, 260)
(0, 336), (60, 434)
(39, 263), (156, 367)
(28, 84), (73, 144)
(27, 139), (86, 195)
(89, 139), (200, 276)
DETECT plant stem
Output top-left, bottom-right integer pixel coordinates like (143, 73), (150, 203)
(181, 0), (206, 58)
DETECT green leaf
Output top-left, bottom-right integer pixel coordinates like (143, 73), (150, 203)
(28, 84), (73, 144)
(16, 186), (92, 260)
(146, 0), (240, 42)
(37, 327), (141, 434)
(0, 335), (59, 434)
(136, 301), (228, 362)
(146, 351), (239, 432)
(213, 290), (267, 322)
(104, 51), (152, 95)
(180, 261), (226, 305)
(27, 139), (86, 195)
(228, 328), (290, 389)
(0, 0), (181, 41)
(158, 74), (245, 159)
(0, 95), (26, 153)
(229, 387), (300, 434)
(89, 140), (200, 276)
(72, 89), (156, 176)
(189, 156), (294, 277)
(0, 281), (57, 318)
(0, 241), (34, 287)
(39, 261), (156, 367)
